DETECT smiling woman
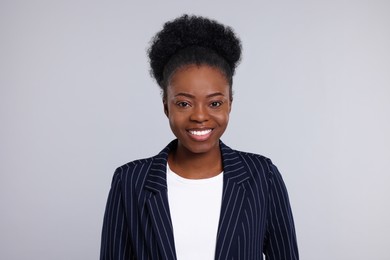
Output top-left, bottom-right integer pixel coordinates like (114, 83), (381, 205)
(100, 14), (299, 260)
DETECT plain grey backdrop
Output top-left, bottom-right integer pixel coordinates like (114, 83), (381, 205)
(1, 0), (389, 259)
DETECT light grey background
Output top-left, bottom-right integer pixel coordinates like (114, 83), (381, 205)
(1, 0), (389, 259)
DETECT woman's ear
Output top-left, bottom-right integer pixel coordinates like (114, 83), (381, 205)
(163, 99), (169, 117)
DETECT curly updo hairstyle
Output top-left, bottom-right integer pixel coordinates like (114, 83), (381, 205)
(147, 14), (242, 100)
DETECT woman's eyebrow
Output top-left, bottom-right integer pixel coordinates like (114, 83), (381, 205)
(174, 92), (225, 98)
(206, 92), (225, 98)
(174, 93), (195, 98)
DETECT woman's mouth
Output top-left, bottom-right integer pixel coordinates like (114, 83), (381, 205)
(188, 129), (212, 136)
(187, 129), (213, 141)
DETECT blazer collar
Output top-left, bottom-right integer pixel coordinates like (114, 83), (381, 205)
(144, 139), (251, 193)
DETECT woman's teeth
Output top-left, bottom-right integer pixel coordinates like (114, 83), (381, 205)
(189, 129), (212, 136)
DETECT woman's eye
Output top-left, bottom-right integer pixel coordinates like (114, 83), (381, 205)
(210, 101), (222, 107)
(177, 101), (190, 107)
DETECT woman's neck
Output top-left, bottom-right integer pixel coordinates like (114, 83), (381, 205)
(168, 144), (223, 179)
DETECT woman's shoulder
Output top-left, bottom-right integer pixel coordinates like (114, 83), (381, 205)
(237, 150), (275, 172)
(110, 140), (174, 183)
(118, 156), (154, 169)
(114, 154), (160, 177)
(223, 143), (280, 180)
(221, 142), (274, 171)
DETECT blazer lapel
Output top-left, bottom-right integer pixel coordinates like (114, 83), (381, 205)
(143, 141), (177, 260)
(215, 141), (251, 260)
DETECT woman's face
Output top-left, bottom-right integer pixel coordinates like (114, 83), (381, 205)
(164, 64), (232, 155)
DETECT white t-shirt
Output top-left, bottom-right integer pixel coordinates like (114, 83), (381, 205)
(167, 164), (223, 260)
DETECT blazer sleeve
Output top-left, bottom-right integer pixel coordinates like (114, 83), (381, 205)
(263, 163), (299, 260)
(100, 170), (134, 260)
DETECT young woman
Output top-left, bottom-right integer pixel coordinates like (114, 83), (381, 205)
(100, 15), (299, 260)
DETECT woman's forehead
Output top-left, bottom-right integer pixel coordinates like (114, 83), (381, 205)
(167, 65), (230, 96)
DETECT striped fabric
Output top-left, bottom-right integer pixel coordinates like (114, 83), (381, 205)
(100, 140), (299, 260)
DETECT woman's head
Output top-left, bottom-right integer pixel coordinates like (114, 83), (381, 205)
(148, 15), (242, 155)
(147, 14), (242, 101)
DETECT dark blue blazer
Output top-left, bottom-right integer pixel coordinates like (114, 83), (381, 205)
(100, 140), (298, 259)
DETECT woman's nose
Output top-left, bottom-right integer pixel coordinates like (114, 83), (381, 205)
(190, 105), (209, 122)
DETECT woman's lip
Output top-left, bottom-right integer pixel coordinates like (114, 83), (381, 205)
(187, 128), (213, 141)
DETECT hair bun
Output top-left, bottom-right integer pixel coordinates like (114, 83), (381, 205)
(148, 14), (242, 85)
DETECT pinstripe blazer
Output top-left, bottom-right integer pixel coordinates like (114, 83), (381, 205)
(100, 140), (298, 260)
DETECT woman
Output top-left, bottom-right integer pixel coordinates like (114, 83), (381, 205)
(100, 14), (299, 260)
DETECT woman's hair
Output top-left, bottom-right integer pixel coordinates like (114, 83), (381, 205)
(147, 14), (242, 100)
